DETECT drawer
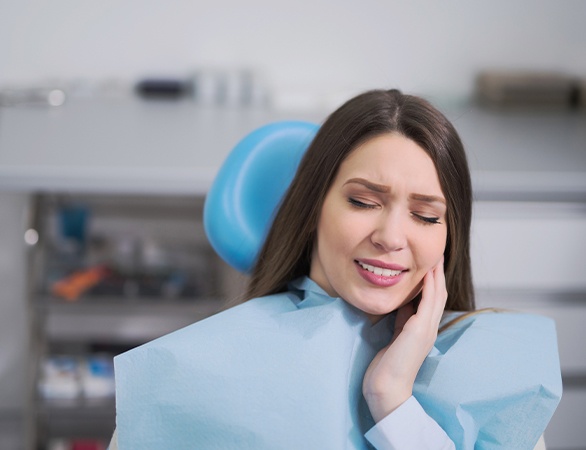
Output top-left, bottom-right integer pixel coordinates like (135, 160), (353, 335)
(471, 202), (586, 291)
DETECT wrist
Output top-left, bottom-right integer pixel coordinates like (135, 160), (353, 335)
(364, 389), (412, 423)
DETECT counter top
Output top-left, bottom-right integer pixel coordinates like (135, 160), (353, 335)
(1, 98), (585, 199)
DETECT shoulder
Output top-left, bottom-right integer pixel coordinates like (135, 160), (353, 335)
(429, 310), (561, 398)
(414, 310), (562, 448)
(116, 290), (300, 360)
(197, 290), (300, 327)
(417, 311), (562, 447)
(439, 309), (557, 348)
(437, 309), (559, 366)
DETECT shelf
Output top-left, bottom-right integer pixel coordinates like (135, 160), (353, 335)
(26, 191), (232, 448)
(39, 295), (224, 343)
(38, 397), (115, 417)
(38, 397), (115, 440)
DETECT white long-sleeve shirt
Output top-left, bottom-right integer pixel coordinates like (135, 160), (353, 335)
(366, 396), (455, 449)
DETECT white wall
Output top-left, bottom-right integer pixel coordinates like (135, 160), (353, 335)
(1, 0), (585, 107)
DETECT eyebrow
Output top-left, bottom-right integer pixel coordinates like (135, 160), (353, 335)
(344, 178), (446, 205)
(410, 193), (446, 206)
(344, 178), (389, 193)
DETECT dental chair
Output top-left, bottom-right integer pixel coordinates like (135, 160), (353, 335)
(203, 121), (319, 273)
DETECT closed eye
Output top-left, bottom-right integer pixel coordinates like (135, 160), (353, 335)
(412, 213), (441, 225)
(348, 198), (377, 209)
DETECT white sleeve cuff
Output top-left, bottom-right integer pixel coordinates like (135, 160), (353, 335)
(365, 396), (455, 450)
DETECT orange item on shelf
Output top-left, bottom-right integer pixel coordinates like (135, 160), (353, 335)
(51, 266), (109, 301)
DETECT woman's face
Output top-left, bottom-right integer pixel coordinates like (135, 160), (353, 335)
(310, 133), (447, 321)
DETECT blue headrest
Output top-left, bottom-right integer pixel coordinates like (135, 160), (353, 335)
(203, 121), (319, 273)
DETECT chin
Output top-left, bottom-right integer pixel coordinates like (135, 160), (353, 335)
(342, 284), (413, 317)
(357, 297), (404, 317)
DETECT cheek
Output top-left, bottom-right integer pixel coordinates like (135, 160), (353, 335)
(317, 202), (357, 255)
(320, 219), (350, 258)
(415, 228), (447, 270)
(314, 214), (341, 266)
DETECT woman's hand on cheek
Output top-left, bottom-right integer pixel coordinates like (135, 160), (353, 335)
(362, 258), (447, 423)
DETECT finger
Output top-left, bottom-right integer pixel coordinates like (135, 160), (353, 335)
(430, 258), (448, 325)
(414, 270), (435, 321)
(417, 259), (447, 327)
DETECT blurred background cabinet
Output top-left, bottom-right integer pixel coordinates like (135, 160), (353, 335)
(27, 193), (234, 449)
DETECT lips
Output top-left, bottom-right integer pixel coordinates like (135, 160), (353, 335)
(356, 259), (407, 273)
(355, 259), (407, 287)
(357, 261), (402, 277)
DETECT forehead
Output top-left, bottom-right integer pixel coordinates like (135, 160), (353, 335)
(337, 133), (441, 188)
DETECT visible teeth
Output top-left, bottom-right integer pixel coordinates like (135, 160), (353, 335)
(358, 262), (402, 277)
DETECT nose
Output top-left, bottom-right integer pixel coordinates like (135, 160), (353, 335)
(370, 210), (407, 252)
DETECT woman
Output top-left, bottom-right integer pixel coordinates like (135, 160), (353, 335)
(111, 90), (561, 449)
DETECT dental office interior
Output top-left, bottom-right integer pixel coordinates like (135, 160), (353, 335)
(1, 1), (585, 449)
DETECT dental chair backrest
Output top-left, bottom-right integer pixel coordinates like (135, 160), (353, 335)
(203, 121), (319, 273)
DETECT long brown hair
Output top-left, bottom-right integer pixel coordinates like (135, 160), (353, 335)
(246, 89), (475, 312)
